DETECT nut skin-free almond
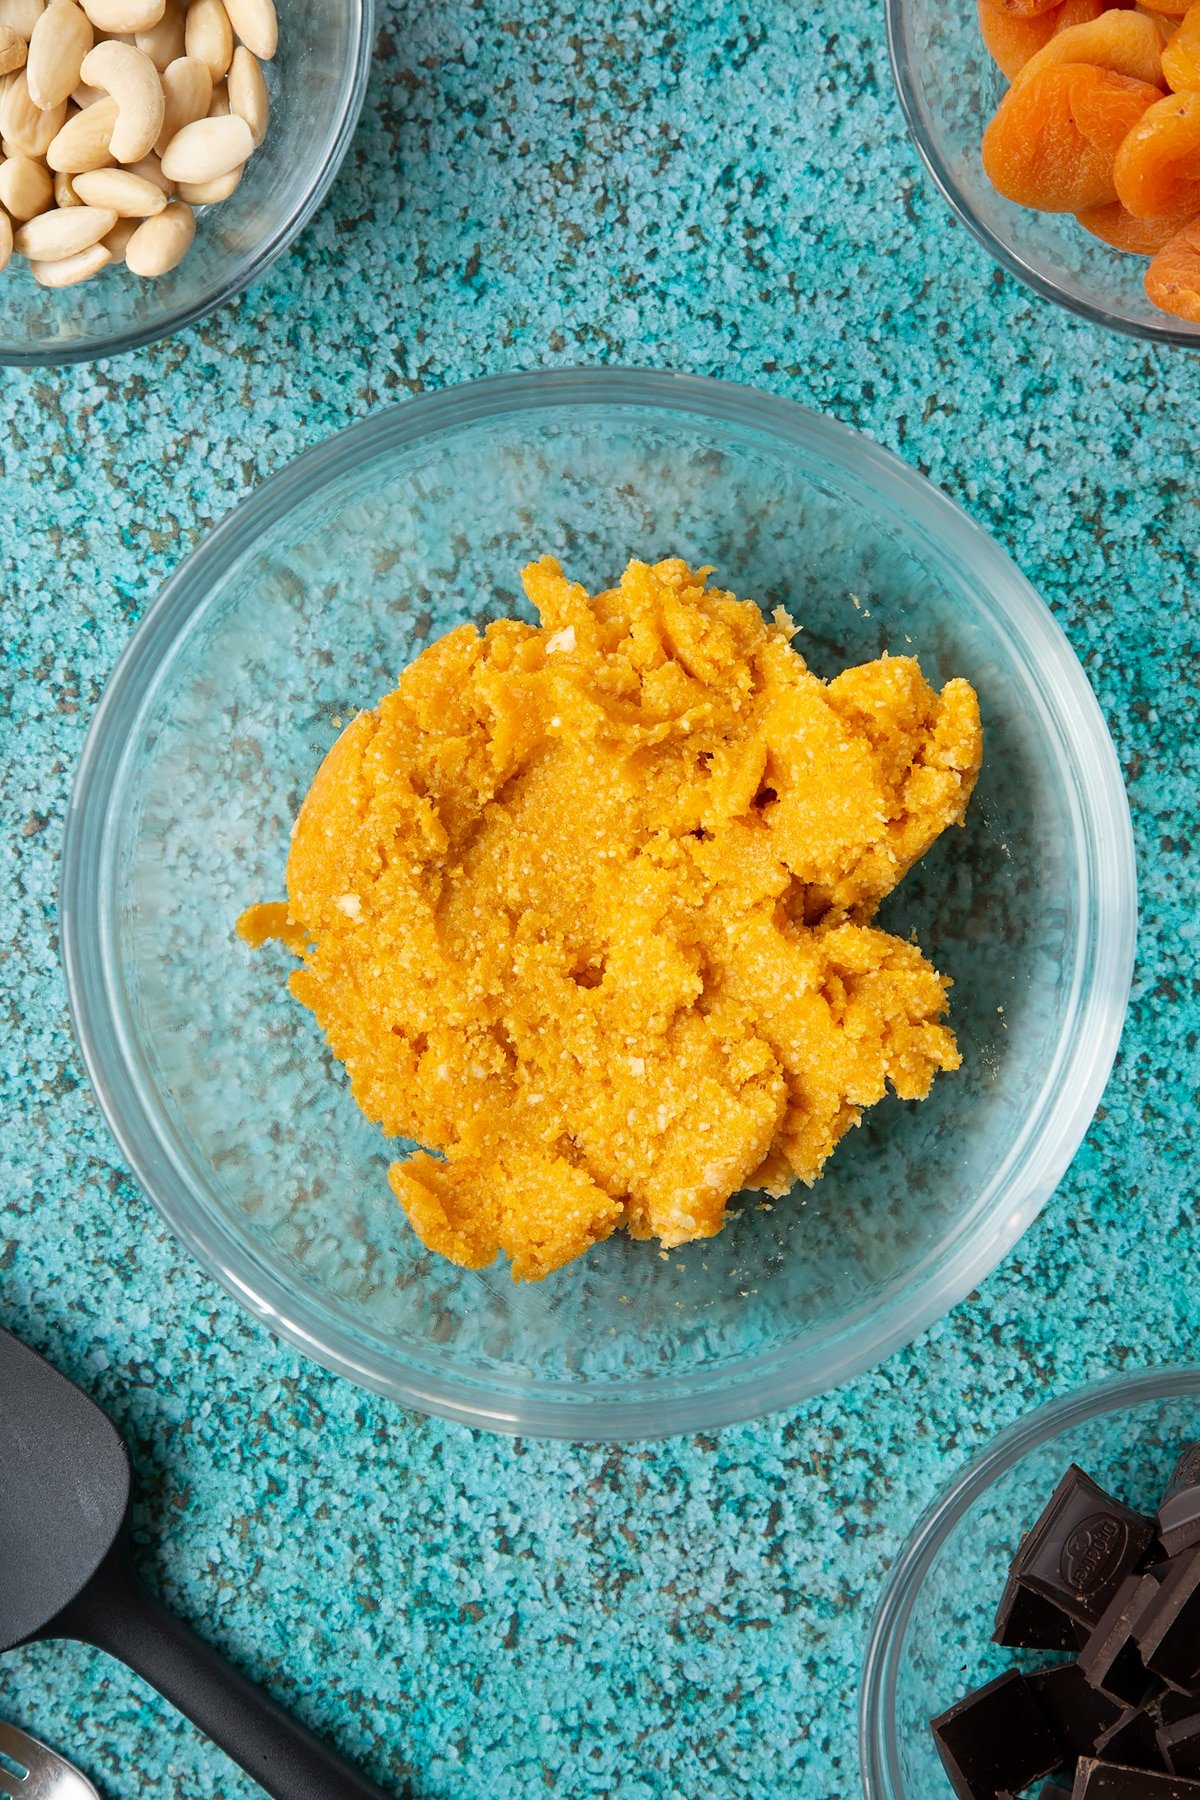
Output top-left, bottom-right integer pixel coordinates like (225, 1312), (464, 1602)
(26, 0), (92, 109)
(122, 188), (189, 270)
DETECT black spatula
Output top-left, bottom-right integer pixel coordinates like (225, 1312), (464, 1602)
(0, 1325), (399, 1800)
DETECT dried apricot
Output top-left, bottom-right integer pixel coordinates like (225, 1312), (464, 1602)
(983, 64), (1162, 209)
(1076, 194), (1199, 245)
(1137, 0), (1190, 19)
(978, 0), (1108, 77)
(979, 0), (1063, 75)
(1013, 9), (1166, 83)
(1162, 5), (1200, 86)
(1113, 88), (1200, 211)
(1138, 2), (1177, 44)
(1144, 213), (1200, 309)
(984, 0), (1063, 21)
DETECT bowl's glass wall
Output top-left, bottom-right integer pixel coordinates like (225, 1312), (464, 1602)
(890, 0), (1200, 342)
(72, 387), (1126, 1430)
(0, 0), (365, 363)
(866, 1379), (1200, 1798)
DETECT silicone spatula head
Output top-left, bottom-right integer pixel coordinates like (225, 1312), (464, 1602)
(0, 1326), (131, 1652)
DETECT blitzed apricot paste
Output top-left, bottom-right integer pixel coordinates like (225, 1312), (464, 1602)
(239, 557), (983, 1282)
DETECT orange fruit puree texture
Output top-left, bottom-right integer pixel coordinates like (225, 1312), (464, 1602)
(976, 0), (1200, 319)
(240, 557), (982, 1283)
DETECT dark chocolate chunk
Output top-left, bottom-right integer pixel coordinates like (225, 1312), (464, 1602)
(1031, 1661), (1124, 1753)
(1040, 1786), (1074, 1800)
(1079, 1575), (1163, 1705)
(1159, 1714), (1200, 1779)
(995, 1572), (1087, 1651)
(1014, 1466), (1158, 1626)
(932, 1669), (1063, 1800)
(1137, 1550), (1200, 1693)
(1096, 1704), (1167, 1773)
(1159, 1447), (1200, 1562)
(1158, 1694), (1200, 1731)
(1072, 1760), (1200, 1796)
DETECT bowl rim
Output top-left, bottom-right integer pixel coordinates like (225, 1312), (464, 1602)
(884, 0), (1200, 348)
(59, 366), (1139, 1440)
(859, 1365), (1200, 1798)
(0, 0), (374, 369)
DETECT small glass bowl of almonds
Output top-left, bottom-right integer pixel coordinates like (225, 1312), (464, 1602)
(0, 0), (372, 364)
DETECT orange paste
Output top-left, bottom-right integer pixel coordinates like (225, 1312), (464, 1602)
(240, 556), (982, 1281)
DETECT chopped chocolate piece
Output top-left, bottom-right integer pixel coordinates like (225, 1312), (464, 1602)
(1137, 1550), (1200, 1692)
(1032, 1661), (1124, 1753)
(1096, 1704), (1167, 1773)
(1072, 1760), (1200, 1796)
(1040, 1786), (1074, 1800)
(1159, 1714), (1200, 1779)
(1014, 1466), (1158, 1626)
(1157, 1694), (1200, 1730)
(1079, 1576), (1163, 1705)
(1159, 1447), (1200, 1561)
(995, 1573), (1086, 1651)
(932, 1670), (1064, 1800)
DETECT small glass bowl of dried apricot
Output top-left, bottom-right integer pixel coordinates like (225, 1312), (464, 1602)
(888, 0), (1200, 338)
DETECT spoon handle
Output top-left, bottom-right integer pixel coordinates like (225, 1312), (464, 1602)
(57, 1540), (399, 1800)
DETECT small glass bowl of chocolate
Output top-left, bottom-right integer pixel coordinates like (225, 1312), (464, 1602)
(862, 1370), (1200, 1800)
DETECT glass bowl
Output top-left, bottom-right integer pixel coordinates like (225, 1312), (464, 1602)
(887, 0), (1200, 345)
(861, 1368), (1200, 1798)
(59, 368), (1137, 1440)
(0, 0), (372, 367)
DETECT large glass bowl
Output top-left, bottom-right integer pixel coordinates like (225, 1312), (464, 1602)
(59, 368), (1137, 1439)
(861, 1369), (1200, 1798)
(887, 0), (1200, 345)
(0, 0), (372, 366)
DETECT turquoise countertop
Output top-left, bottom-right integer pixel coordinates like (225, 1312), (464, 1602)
(2, 0), (1199, 1794)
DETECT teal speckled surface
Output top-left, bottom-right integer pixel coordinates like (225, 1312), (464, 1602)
(1, 0), (1198, 1795)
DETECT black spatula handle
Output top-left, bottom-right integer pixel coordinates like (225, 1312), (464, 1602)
(57, 1541), (398, 1800)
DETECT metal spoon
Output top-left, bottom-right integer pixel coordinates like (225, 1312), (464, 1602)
(0, 1720), (100, 1800)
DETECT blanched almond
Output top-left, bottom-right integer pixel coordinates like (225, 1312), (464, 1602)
(0, 201), (10, 267)
(0, 22), (27, 71)
(0, 0), (44, 39)
(0, 148), (52, 214)
(26, 0), (91, 108)
(31, 232), (106, 279)
(101, 206), (134, 255)
(79, 38), (162, 162)
(206, 75), (225, 114)
(153, 50), (206, 152)
(222, 0), (273, 59)
(53, 164), (75, 201)
(13, 197), (112, 255)
(159, 108), (248, 181)
(133, 0), (180, 68)
(123, 190), (188, 270)
(45, 90), (115, 167)
(0, 69), (66, 153)
(175, 159), (237, 201)
(72, 160), (163, 211)
(183, 0), (230, 80)
(123, 144), (167, 188)
(79, 0), (163, 28)
(225, 44), (263, 144)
